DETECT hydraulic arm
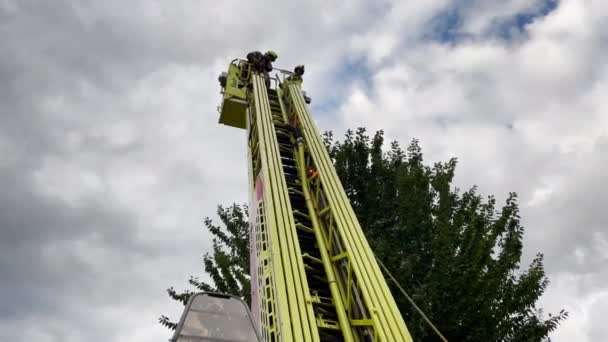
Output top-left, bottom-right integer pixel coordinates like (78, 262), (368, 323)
(217, 57), (413, 342)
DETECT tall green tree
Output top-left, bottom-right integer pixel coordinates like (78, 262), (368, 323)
(325, 128), (567, 341)
(162, 128), (567, 341)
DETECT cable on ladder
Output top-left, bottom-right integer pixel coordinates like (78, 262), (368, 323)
(375, 255), (449, 342)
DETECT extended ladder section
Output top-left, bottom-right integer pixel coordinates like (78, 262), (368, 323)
(218, 60), (413, 342)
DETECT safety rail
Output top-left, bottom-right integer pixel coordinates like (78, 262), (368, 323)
(230, 58), (297, 91)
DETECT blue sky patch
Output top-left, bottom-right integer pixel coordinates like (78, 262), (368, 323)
(312, 57), (374, 114)
(495, 0), (558, 40)
(428, 0), (558, 43)
(333, 58), (373, 90)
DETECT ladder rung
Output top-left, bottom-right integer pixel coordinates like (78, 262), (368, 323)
(303, 253), (323, 264)
(292, 210), (310, 220)
(316, 318), (340, 330)
(295, 223), (314, 233)
(318, 206), (331, 217)
(310, 293), (334, 307)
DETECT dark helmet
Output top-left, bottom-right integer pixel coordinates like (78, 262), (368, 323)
(294, 65), (305, 76)
(265, 50), (278, 61)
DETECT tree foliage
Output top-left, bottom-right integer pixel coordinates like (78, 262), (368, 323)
(324, 128), (567, 341)
(162, 128), (567, 341)
(160, 204), (250, 330)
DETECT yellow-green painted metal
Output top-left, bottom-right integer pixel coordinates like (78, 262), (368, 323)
(219, 63), (249, 129)
(296, 142), (355, 342)
(283, 79), (414, 341)
(218, 58), (413, 341)
(248, 73), (319, 341)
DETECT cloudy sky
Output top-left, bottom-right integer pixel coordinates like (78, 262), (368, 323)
(1, 0), (606, 341)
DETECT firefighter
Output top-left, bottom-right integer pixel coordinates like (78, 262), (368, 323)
(246, 50), (278, 88)
(287, 65), (305, 82)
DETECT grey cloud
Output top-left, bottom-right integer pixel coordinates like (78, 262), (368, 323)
(3, 0), (605, 341)
(0, 174), (140, 324)
(523, 137), (608, 276)
(335, 2), (608, 340)
(0, 1), (376, 341)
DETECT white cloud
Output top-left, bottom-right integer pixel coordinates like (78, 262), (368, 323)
(337, 1), (608, 340)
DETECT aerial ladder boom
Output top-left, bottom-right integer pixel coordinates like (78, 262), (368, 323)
(194, 56), (414, 342)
